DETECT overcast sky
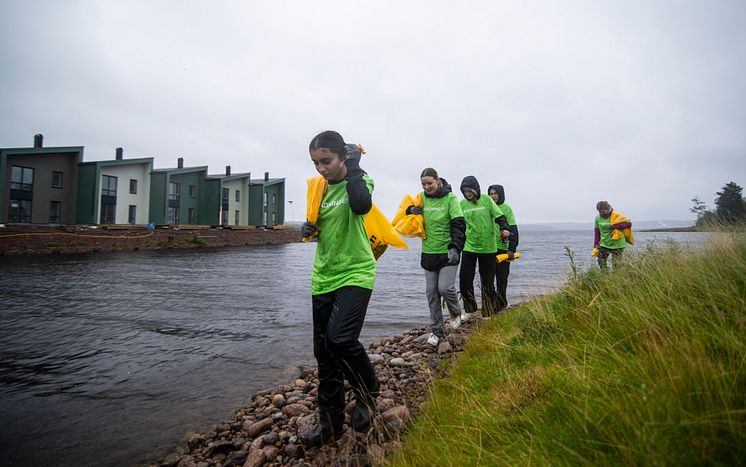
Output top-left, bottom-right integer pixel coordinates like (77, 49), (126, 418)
(1, 0), (744, 223)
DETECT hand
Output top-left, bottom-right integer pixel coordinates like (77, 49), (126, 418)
(344, 143), (362, 162)
(300, 221), (318, 238)
(507, 251), (515, 261)
(406, 205), (423, 215)
(500, 229), (511, 239)
(447, 248), (460, 265)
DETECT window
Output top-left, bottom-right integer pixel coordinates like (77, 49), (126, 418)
(271, 212), (276, 224)
(49, 201), (62, 223)
(8, 199), (32, 223)
(10, 166), (34, 191)
(263, 192), (268, 207)
(221, 209), (228, 225)
(189, 185), (196, 198)
(272, 193), (276, 205)
(167, 206), (180, 224)
(52, 171), (63, 189)
(235, 190), (240, 202)
(188, 208), (195, 225)
(100, 203), (116, 224)
(168, 182), (180, 201)
(128, 205), (137, 224)
(235, 210), (240, 225)
(222, 188), (230, 203)
(129, 179), (138, 194)
(102, 175), (118, 196)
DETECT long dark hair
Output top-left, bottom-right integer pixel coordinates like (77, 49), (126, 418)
(309, 131), (346, 159)
(420, 167), (438, 179)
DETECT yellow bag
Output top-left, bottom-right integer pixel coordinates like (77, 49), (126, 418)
(304, 175), (408, 259)
(609, 211), (634, 245)
(496, 252), (521, 263)
(591, 247), (599, 257)
(392, 194), (425, 239)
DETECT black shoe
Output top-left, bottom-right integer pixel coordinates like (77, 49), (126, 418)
(303, 423), (344, 448)
(350, 401), (377, 433)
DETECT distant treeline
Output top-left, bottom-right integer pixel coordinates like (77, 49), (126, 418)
(691, 181), (746, 228)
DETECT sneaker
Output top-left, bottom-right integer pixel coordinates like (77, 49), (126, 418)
(427, 333), (440, 346)
(460, 311), (468, 322)
(450, 314), (461, 330)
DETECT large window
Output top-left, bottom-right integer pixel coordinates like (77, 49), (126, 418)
(168, 182), (180, 201)
(222, 188), (230, 203)
(128, 205), (137, 224)
(52, 171), (63, 189)
(129, 179), (138, 194)
(167, 206), (180, 224)
(10, 166), (34, 191)
(100, 203), (116, 224)
(101, 175), (118, 196)
(49, 201), (62, 223)
(221, 209), (228, 225)
(8, 199), (31, 223)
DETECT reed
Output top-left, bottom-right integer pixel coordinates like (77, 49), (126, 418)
(391, 232), (746, 466)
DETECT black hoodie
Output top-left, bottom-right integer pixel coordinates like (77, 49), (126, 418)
(488, 184), (519, 252)
(460, 176), (510, 232)
(418, 178), (466, 271)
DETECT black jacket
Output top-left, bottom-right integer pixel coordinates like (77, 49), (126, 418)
(488, 184), (519, 252)
(420, 178), (466, 271)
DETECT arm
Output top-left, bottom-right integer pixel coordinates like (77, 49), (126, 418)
(344, 158), (372, 215)
(508, 225), (519, 252)
(610, 221), (632, 230)
(594, 227), (600, 246)
(448, 216), (466, 252)
(494, 215), (510, 232)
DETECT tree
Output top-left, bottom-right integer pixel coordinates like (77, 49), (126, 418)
(690, 196), (708, 220)
(715, 182), (746, 223)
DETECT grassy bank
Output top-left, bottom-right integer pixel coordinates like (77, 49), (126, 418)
(392, 234), (745, 466)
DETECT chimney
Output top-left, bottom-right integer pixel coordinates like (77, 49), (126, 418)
(33, 134), (43, 148)
(177, 157), (184, 168)
(264, 171), (269, 181)
(115, 147), (123, 160)
(225, 165), (231, 176)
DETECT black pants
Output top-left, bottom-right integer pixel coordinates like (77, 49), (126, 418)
(312, 286), (378, 425)
(459, 251), (498, 317)
(495, 249), (510, 311)
(598, 246), (624, 269)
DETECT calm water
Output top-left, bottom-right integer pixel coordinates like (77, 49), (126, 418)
(0, 229), (709, 466)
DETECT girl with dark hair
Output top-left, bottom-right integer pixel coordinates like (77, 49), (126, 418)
(406, 168), (466, 346)
(459, 176), (510, 318)
(300, 130), (379, 447)
(488, 184), (519, 311)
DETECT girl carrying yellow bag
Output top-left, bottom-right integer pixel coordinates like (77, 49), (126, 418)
(392, 194), (425, 239)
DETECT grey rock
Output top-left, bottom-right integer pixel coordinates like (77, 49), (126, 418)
(244, 418), (273, 438)
(388, 357), (406, 367)
(242, 448), (265, 467)
(437, 340), (452, 354)
(282, 403), (311, 417)
(368, 353), (385, 364)
(296, 414), (317, 440)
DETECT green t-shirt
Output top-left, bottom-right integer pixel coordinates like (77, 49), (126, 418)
(495, 202), (516, 251)
(421, 192), (463, 254)
(461, 195), (502, 254)
(312, 175), (376, 295)
(595, 214), (627, 249)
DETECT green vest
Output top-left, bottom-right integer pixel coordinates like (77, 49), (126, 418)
(312, 176), (376, 295)
(495, 202), (516, 251)
(595, 214), (626, 249)
(461, 195), (502, 254)
(421, 192), (463, 254)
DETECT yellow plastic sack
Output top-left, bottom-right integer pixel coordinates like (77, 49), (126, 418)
(392, 194), (425, 239)
(609, 211), (634, 245)
(496, 252), (521, 263)
(591, 247), (599, 257)
(304, 175), (408, 259)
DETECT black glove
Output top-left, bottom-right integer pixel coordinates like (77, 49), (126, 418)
(447, 248), (460, 265)
(507, 251), (515, 261)
(343, 156), (365, 180)
(406, 205), (423, 215)
(300, 221), (318, 238)
(344, 143), (362, 162)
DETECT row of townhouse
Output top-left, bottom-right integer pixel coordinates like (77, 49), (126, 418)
(0, 135), (285, 227)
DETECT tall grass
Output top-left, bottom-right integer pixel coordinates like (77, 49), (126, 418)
(392, 233), (746, 466)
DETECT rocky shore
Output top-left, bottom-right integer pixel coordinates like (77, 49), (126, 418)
(149, 316), (483, 467)
(0, 225), (301, 255)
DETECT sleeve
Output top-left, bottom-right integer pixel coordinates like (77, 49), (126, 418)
(449, 217), (466, 251)
(594, 227), (600, 246)
(449, 194), (464, 218)
(344, 159), (372, 215)
(508, 225), (519, 252)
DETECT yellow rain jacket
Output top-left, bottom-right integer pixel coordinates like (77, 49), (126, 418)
(392, 194), (425, 239)
(609, 211), (634, 245)
(304, 175), (407, 259)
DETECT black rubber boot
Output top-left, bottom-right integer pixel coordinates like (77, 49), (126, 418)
(303, 412), (344, 448)
(350, 380), (379, 433)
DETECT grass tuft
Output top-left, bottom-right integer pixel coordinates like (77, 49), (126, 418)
(391, 233), (746, 466)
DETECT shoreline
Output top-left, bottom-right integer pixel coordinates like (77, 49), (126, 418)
(0, 225), (302, 256)
(148, 312), (495, 467)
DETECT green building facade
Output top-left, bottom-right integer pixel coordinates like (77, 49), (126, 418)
(249, 174), (285, 226)
(149, 162), (208, 225)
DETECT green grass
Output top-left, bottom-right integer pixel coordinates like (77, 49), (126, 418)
(392, 233), (746, 466)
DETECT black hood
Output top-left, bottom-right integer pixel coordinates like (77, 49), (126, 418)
(488, 184), (505, 204)
(460, 176), (481, 199)
(425, 178), (453, 199)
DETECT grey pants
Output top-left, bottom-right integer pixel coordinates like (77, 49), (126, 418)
(598, 246), (624, 269)
(425, 265), (461, 338)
